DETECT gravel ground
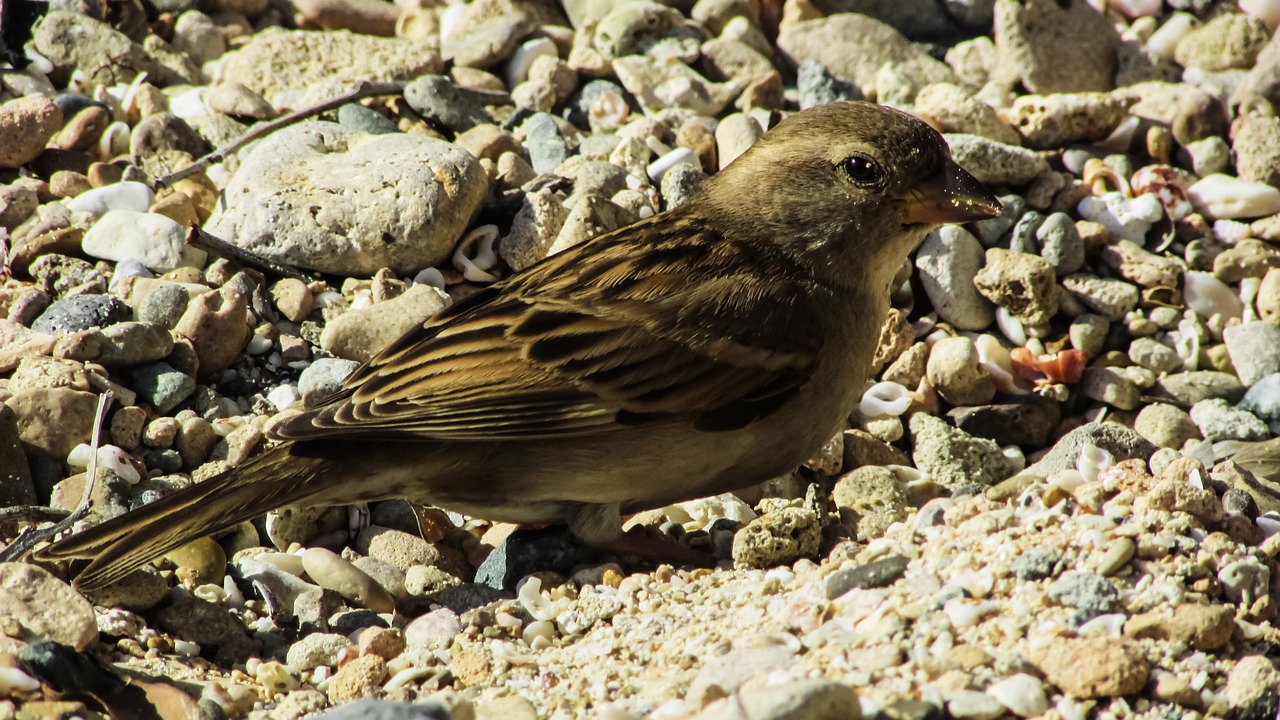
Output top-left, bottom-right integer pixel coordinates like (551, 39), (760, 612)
(3, 0), (1280, 718)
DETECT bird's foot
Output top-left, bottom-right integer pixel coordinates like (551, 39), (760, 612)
(600, 526), (716, 569)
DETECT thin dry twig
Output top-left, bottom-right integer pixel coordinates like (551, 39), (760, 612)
(187, 227), (312, 281)
(155, 80), (408, 188)
(0, 391), (113, 563)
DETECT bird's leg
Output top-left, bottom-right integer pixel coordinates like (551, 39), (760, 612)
(601, 526), (716, 569)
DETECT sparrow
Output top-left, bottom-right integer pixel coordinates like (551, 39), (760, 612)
(37, 101), (1000, 591)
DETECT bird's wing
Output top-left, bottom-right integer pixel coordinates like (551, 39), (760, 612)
(271, 216), (824, 441)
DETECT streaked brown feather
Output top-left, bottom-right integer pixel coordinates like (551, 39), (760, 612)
(271, 211), (825, 442)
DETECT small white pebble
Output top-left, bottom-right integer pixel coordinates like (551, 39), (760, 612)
(266, 384), (301, 412)
(988, 673), (1049, 718)
(246, 334), (273, 355)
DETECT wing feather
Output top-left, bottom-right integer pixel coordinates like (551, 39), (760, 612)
(269, 211), (826, 442)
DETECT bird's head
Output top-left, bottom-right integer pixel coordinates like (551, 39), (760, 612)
(702, 101), (1001, 289)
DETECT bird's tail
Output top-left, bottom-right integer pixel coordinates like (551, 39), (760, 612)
(34, 442), (341, 592)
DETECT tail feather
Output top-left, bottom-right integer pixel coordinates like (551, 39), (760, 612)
(36, 443), (340, 591)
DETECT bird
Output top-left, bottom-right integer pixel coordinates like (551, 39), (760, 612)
(37, 101), (1001, 591)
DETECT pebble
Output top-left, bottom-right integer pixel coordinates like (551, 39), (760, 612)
(992, 0), (1118, 93)
(1036, 212), (1085, 275)
(1007, 93), (1129, 149)
(715, 113), (763, 170)
(943, 134), (1049, 186)
(81, 210), (204, 273)
(1061, 274), (1140, 321)
(1179, 135), (1231, 176)
(1152, 370), (1246, 405)
(927, 336), (996, 406)
(832, 468), (909, 542)
(973, 249), (1060, 327)
(1134, 402), (1202, 448)
(1239, 373), (1280, 426)
(32, 294), (131, 335)
(1214, 239), (1280, 283)
(0, 563), (98, 650)
(1076, 192), (1164, 245)
(301, 547), (395, 613)
(1184, 270), (1244, 320)
(1223, 322), (1280, 386)
(1190, 398), (1270, 441)
(523, 113), (568, 174)
(174, 287), (250, 377)
(694, 679), (858, 720)
(986, 674), (1048, 718)
(914, 83), (1019, 146)
(205, 122), (490, 275)
(1174, 13), (1271, 71)
(0, 96), (63, 169)
(731, 506), (820, 568)
(1188, 174), (1280, 220)
(1031, 637), (1148, 698)
(909, 413), (1014, 489)
(777, 14), (955, 99)
(1081, 367), (1142, 410)
(132, 361), (197, 413)
(916, 226), (994, 331)
(320, 284), (450, 363)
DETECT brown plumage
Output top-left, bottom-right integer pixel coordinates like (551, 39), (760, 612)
(37, 101), (1000, 591)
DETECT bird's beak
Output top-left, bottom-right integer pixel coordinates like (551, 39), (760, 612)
(894, 160), (1002, 225)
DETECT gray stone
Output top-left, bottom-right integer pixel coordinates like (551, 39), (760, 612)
(32, 295), (130, 335)
(916, 226), (994, 331)
(1024, 423), (1156, 477)
(336, 104), (399, 135)
(132, 362), (196, 413)
(1224, 322), (1280, 387)
(1152, 371), (1246, 406)
(402, 75), (493, 133)
(1048, 571), (1119, 621)
(796, 60), (859, 110)
(944, 133), (1049, 186)
(205, 122), (489, 275)
(1190, 399), (1270, 442)
(909, 413), (1015, 490)
(1037, 212), (1085, 275)
(778, 14), (956, 99)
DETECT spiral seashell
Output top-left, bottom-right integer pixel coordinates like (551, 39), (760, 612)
(860, 381), (912, 418)
(1076, 443), (1114, 483)
(1131, 164), (1193, 221)
(453, 225), (500, 283)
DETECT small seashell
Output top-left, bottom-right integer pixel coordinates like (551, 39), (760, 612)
(588, 89), (629, 131)
(973, 332), (1027, 395)
(504, 37), (558, 89)
(98, 121), (131, 160)
(1077, 191), (1165, 244)
(995, 306), (1028, 347)
(1010, 347), (1088, 385)
(1130, 165), (1193, 221)
(453, 225), (500, 283)
(860, 381), (912, 417)
(1076, 443), (1114, 483)
(646, 147), (697, 183)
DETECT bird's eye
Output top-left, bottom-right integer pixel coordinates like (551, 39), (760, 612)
(841, 154), (883, 186)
